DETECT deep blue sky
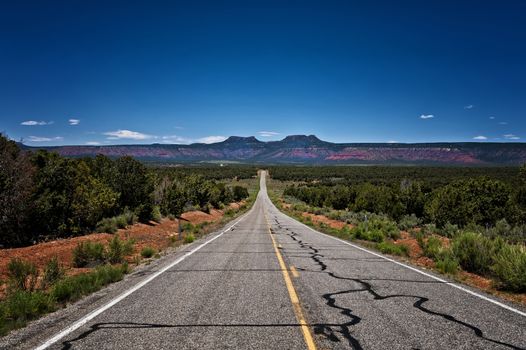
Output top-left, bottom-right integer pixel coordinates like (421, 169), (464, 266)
(1, 0), (525, 145)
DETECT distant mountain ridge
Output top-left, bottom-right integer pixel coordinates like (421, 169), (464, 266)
(21, 135), (526, 165)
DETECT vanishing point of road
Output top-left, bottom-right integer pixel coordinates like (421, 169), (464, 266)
(3, 172), (525, 349)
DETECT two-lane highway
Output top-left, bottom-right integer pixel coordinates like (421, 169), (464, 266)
(5, 171), (525, 349)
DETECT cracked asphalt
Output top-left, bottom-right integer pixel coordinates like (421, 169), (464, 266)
(3, 171), (525, 349)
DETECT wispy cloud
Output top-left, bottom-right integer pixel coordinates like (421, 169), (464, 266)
(473, 136), (488, 140)
(387, 140), (399, 143)
(196, 136), (227, 144)
(68, 119), (80, 125)
(498, 122), (508, 125)
(420, 114), (434, 119)
(104, 129), (153, 140)
(21, 120), (53, 126)
(504, 134), (520, 140)
(464, 105), (474, 109)
(85, 141), (101, 145)
(258, 131), (280, 137)
(489, 116), (495, 120)
(27, 136), (63, 142)
(161, 135), (192, 144)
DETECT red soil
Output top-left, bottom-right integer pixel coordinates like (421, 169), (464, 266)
(0, 203), (245, 291)
(301, 212), (352, 230)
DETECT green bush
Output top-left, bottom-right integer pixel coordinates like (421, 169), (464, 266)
(435, 253), (459, 275)
(184, 234), (195, 243)
(377, 241), (409, 256)
(398, 214), (421, 231)
(451, 232), (500, 275)
(350, 224), (385, 242)
(492, 244), (526, 292)
(107, 236), (134, 264)
(152, 205), (162, 223)
(42, 257), (64, 289)
(7, 258), (39, 292)
(140, 246), (156, 258)
(96, 217), (117, 234)
(72, 241), (105, 267)
(438, 222), (460, 238)
(0, 290), (55, 336)
(422, 236), (443, 260)
(51, 264), (127, 303)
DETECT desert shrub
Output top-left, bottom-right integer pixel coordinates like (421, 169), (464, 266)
(7, 259), (39, 292)
(42, 257), (64, 289)
(422, 236), (443, 260)
(492, 244), (526, 292)
(107, 236), (134, 264)
(184, 234), (195, 243)
(151, 206), (162, 223)
(0, 290), (55, 336)
(96, 217), (117, 234)
(421, 224), (437, 236)
(51, 264), (127, 303)
(377, 241), (409, 256)
(438, 222), (460, 238)
(72, 241), (105, 267)
(398, 214), (421, 231)
(451, 232), (501, 275)
(435, 253), (459, 275)
(232, 185), (249, 201)
(350, 224), (385, 242)
(140, 246), (156, 258)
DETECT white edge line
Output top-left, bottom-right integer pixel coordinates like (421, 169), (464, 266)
(35, 209), (253, 350)
(268, 202), (526, 318)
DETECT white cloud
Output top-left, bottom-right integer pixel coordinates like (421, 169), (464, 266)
(387, 140), (399, 143)
(21, 120), (53, 126)
(85, 141), (101, 145)
(69, 119), (80, 125)
(489, 116), (495, 120)
(104, 129), (153, 140)
(504, 134), (520, 140)
(196, 136), (227, 144)
(464, 105), (474, 109)
(161, 135), (192, 144)
(258, 131), (280, 137)
(27, 136), (63, 142)
(473, 136), (488, 140)
(161, 135), (227, 144)
(420, 114), (434, 119)
(498, 122), (508, 125)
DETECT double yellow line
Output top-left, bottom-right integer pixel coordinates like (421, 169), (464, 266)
(265, 213), (317, 350)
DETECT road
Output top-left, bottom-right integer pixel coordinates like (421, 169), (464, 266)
(4, 171), (525, 349)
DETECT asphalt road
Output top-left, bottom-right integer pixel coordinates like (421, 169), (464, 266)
(3, 171), (525, 349)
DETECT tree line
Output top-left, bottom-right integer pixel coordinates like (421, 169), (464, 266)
(283, 169), (526, 241)
(0, 135), (249, 247)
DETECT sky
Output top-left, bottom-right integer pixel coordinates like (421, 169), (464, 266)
(0, 0), (525, 145)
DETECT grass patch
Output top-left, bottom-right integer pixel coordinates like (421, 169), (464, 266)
(140, 246), (156, 258)
(492, 244), (526, 292)
(377, 241), (409, 256)
(51, 264), (128, 303)
(184, 234), (195, 243)
(42, 257), (64, 289)
(0, 290), (55, 336)
(7, 259), (39, 292)
(72, 241), (105, 267)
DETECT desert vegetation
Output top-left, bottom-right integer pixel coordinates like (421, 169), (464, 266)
(0, 134), (250, 248)
(271, 165), (526, 294)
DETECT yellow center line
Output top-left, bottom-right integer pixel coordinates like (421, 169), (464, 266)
(265, 213), (317, 350)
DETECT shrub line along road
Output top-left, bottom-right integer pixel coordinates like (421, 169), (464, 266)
(4, 172), (526, 349)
